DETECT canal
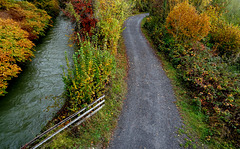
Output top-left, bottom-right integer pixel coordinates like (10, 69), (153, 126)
(0, 14), (73, 148)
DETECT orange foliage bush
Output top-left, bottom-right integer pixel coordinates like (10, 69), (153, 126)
(0, 18), (35, 95)
(0, 19), (34, 62)
(0, 51), (21, 95)
(166, 2), (210, 42)
(17, 1), (51, 40)
(0, 1), (51, 95)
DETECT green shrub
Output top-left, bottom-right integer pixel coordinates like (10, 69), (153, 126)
(209, 20), (240, 58)
(63, 40), (116, 114)
(134, 0), (149, 12)
(144, 16), (165, 44)
(206, 6), (240, 60)
(177, 43), (240, 147)
(0, 0), (8, 9)
(156, 28), (240, 146)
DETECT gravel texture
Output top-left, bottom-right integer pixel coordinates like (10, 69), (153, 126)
(109, 13), (183, 149)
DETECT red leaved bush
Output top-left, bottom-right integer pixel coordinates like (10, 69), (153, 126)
(64, 0), (97, 41)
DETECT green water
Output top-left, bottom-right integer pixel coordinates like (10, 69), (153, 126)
(0, 15), (74, 149)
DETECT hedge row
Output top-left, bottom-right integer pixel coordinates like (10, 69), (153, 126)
(144, 1), (240, 148)
(55, 0), (132, 120)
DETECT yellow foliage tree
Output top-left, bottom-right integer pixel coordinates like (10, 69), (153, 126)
(95, 0), (130, 55)
(166, 1), (210, 42)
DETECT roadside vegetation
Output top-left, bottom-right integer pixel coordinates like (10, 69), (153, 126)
(140, 0), (240, 148)
(0, 0), (52, 96)
(41, 0), (134, 148)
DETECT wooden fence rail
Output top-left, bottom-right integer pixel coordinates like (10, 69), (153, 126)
(21, 95), (105, 149)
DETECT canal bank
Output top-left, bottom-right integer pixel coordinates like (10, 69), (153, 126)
(0, 14), (74, 148)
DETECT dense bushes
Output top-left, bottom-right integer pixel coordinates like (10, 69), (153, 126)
(95, 0), (131, 54)
(58, 0), (130, 119)
(144, 1), (240, 148)
(0, 0), (9, 9)
(64, 0), (131, 54)
(0, 50), (21, 95)
(0, 18), (34, 95)
(63, 41), (115, 114)
(160, 38), (240, 146)
(0, 1), (51, 95)
(134, 0), (149, 12)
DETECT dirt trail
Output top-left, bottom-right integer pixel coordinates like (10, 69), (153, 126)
(109, 13), (183, 149)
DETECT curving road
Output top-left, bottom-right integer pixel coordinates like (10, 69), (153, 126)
(109, 14), (183, 149)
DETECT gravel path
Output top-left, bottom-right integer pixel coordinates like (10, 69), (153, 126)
(109, 14), (183, 149)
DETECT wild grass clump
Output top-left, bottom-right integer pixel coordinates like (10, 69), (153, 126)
(219, 0), (240, 25)
(143, 0), (240, 148)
